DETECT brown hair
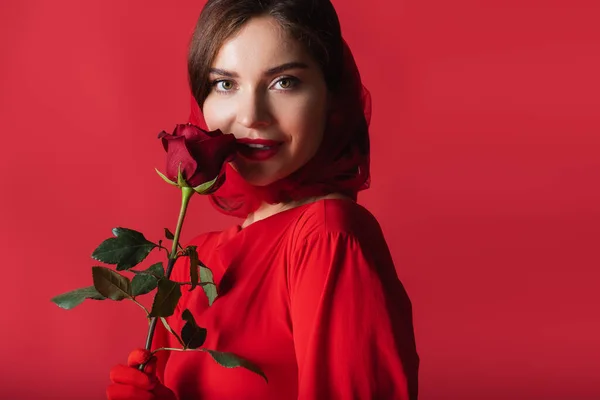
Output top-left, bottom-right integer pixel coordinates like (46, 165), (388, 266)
(188, 0), (344, 108)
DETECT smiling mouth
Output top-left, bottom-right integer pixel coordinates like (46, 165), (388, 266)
(236, 141), (283, 161)
(244, 143), (274, 150)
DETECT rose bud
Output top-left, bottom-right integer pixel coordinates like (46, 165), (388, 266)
(156, 124), (236, 194)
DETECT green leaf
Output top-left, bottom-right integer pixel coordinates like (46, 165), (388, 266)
(177, 163), (190, 188)
(131, 274), (158, 297)
(200, 266), (218, 306)
(51, 286), (106, 310)
(181, 309), (207, 349)
(92, 266), (132, 300)
(155, 168), (177, 186)
(187, 246), (200, 291)
(92, 227), (156, 270)
(132, 262), (165, 279)
(148, 279), (181, 317)
(202, 349), (267, 383)
(159, 317), (185, 347)
(164, 228), (175, 240)
(192, 175), (219, 195)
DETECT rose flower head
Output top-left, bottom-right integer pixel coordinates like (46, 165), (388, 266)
(156, 124), (236, 194)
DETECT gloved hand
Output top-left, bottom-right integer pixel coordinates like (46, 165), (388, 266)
(107, 348), (177, 400)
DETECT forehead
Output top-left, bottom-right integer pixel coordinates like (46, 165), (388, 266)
(211, 16), (313, 71)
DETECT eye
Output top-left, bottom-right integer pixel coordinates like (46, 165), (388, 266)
(212, 80), (235, 92)
(272, 77), (299, 90)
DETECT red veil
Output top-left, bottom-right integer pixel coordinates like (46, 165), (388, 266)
(189, 40), (372, 218)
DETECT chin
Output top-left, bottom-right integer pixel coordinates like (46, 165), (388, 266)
(240, 172), (283, 187)
(230, 161), (284, 187)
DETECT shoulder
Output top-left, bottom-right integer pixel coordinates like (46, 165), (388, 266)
(287, 199), (397, 286)
(286, 198), (391, 262)
(293, 198), (384, 241)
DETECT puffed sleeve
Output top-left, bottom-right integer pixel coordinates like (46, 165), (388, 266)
(289, 227), (419, 400)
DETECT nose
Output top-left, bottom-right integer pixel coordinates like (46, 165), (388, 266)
(236, 89), (272, 129)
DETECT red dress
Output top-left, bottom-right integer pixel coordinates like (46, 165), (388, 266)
(153, 198), (419, 399)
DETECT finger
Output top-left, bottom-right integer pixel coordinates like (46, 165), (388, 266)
(109, 364), (156, 390)
(106, 383), (155, 400)
(127, 348), (153, 367)
(127, 348), (157, 375)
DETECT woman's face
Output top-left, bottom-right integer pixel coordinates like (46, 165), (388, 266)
(202, 16), (328, 186)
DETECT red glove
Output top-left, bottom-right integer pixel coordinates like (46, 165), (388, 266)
(107, 348), (176, 400)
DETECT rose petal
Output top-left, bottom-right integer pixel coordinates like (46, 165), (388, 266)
(173, 124), (211, 141)
(157, 131), (170, 151)
(163, 135), (198, 185)
(186, 134), (237, 187)
(203, 128), (225, 138)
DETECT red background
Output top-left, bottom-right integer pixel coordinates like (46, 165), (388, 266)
(1, 0), (599, 399)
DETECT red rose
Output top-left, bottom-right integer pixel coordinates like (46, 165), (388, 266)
(157, 124), (236, 193)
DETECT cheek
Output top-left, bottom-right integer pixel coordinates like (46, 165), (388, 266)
(285, 95), (328, 148)
(201, 97), (231, 131)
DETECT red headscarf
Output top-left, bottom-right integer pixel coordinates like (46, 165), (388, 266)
(189, 40), (372, 218)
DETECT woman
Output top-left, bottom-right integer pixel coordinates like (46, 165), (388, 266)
(107, 0), (419, 398)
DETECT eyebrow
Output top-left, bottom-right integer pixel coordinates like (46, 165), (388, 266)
(209, 62), (309, 78)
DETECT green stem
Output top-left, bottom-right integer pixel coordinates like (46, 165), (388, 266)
(157, 244), (170, 258)
(168, 187), (194, 263)
(141, 186), (195, 368)
(151, 347), (205, 356)
(129, 298), (150, 316)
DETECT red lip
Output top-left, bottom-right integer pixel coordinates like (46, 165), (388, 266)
(236, 138), (282, 146)
(236, 138), (283, 161)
